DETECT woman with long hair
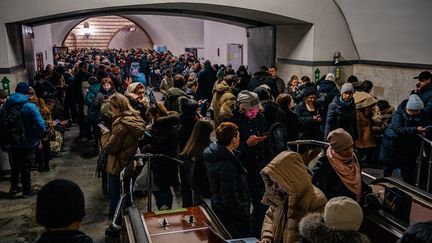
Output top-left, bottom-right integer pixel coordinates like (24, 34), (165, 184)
(101, 93), (145, 236)
(180, 119), (214, 207)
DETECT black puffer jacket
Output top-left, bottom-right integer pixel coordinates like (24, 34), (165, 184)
(203, 142), (251, 238)
(294, 101), (323, 141)
(324, 95), (357, 140)
(247, 71), (269, 92)
(147, 112), (180, 187)
(299, 213), (371, 243)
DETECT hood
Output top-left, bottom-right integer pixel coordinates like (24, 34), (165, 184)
(166, 87), (187, 97)
(261, 151), (312, 208)
(6, 93), (29, 106)
(215, 81), (230, 94)
(220, 92), (236, 104)
(319, 80), (337, 92)
(154, 111), (180, 127)
(354, 91), (377, 109)
(299, 213), (371, 243)
(115, 110), (145, 139)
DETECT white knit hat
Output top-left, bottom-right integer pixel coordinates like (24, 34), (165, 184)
(326, 73), (335, 82)
(323, 196), (363, 231)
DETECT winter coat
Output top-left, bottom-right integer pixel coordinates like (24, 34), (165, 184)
(324, 95), (358, 140)
(73, 70), (92, 97)
(203, 142), (252, 238)
(317, 80), (339, 105)
(312, 155), (371, 203)
(355, 108), (378, 148)
(165, 87), (187, 112)
(93, 88), (116, 114)
(3, 93), (45, 148)
(197, 65), (217, 101)
(36, 230), (94, 243)
(237, 72), (251, 91)
(295, 101), (323, 141)
(84, 83), (101, 122)
(159, 76), (173, 94)
(248, 71), (270, 92)
(101, 110), (145, 175)
(147, 112), (180, 187)
(261, 151), (327, 243)
(280, 107), (299, 142)
(233, 111), (271, 203)
(178, 114), (197, 152)
(212, 81), (231, 127)
(34, 81), (58, 101)
(265, 76), (285, 99)
(379, 100), (429, 168)
(415, 84), (432, 121)
(262, 100), (287, 129)
(299, 213), (371, 243)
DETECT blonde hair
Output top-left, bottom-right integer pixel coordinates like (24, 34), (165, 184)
(109, 93), (139, 114)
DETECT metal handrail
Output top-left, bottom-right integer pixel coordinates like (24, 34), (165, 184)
(286, 139), (329, 154)
(416, 134), (432, 193)
(110, 153), (184, 229)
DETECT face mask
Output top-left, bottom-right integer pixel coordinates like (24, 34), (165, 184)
(245, 107), (259, 119)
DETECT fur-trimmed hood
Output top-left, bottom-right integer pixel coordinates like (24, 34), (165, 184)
(299, 213), (371, 243)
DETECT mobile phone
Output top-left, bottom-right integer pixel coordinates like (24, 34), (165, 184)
(260, 132), (270, 136)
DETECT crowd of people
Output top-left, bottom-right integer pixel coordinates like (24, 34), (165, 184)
(1, 47), (432, 242)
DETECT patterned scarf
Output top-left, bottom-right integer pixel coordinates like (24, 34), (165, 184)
(326, 147), (362, 202)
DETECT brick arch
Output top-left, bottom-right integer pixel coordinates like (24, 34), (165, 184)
(62, 15), (153, 49)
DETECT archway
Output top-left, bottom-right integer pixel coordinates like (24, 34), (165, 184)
(62, 15), (153, 49)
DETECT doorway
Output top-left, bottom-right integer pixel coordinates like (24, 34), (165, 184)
(227, 43), (243, 71)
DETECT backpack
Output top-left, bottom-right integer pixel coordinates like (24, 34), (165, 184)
(316, 91), (329, 108)
(0, 102), (27, 148)
(268, 122), (287, 155)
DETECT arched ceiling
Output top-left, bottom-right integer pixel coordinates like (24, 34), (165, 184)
(62, 15), (153, 49)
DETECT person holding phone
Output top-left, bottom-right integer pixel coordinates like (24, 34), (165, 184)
(234, 90), (271, 237)
(379, 94), (430, 185)
(100, 93), (145, 237)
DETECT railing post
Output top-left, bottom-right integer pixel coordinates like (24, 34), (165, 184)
(147, 156), (152, 212)
(416, 141), (425, 188)
(428, 146), (432, 193)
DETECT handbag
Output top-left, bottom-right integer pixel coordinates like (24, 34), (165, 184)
(383, 187), (412, 222)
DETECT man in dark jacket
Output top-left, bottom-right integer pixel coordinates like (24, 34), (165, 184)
(265, 66), (285, 99)
(36, 179), (93, 243)
(204, 122), (252, 238)
(413, 71), (432, 120)
(2, 82), (45, 197)
(247, 66), (269, 92)
(73, 62), (92, 137)
(317, 73), (340, 123)
(197, 60), (217, 102)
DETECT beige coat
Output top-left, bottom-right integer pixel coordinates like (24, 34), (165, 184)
(260, 151), (327, 243)
(101, 110), (145, 175)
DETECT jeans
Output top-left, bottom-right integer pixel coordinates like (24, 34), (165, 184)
(108, 174), (120, 219)
(153, 186), (173, 210)
(9, 147), (35, 192)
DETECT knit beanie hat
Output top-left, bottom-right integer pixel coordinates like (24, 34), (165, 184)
(15, 82), (30, 95)
(237, 90), (260, 110)
(303, 86), (317, 99)
(327, 128), (353, 152)
(36, 179), (85, 229)
(406, 94), (424, 110)
(324, 196), (363, 231)
(341, 83), (354, 94)
(325, 73), (335, 82)
(254, 84), (272, 101)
